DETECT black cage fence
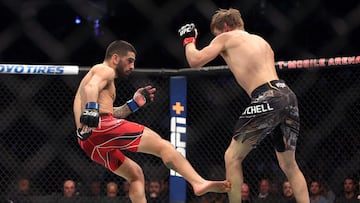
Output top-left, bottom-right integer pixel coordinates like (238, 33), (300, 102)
(0, 63), (359, 202)
(1, 0), (360, 202)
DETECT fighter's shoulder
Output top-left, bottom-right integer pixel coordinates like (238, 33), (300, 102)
(213, 30), (247, 43)
(91, 63), (110, 70)
(91, 64), (113, 73)
(90, 64), (115, 78)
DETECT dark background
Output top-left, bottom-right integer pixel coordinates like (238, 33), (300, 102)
(0, 0), (359, 68)
(1, 0), (360, 202)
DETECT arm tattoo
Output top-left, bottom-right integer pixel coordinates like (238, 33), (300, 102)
(113, 104), (132, 118)
(165, 161), (176, 171)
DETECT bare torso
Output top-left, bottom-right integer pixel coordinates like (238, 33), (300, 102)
(73, 64), (116, 128)
(219, 30), (278, 96)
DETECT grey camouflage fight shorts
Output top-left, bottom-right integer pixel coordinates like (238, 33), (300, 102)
(233, 80), (299, 152)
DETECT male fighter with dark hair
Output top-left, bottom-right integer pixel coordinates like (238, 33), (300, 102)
(73, 40), (230, 203)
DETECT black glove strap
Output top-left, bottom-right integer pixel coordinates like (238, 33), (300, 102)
(141, 88), (151, 103)
(76, 128), (92, 141)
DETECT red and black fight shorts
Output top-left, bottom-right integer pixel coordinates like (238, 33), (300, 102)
(233, 80), (299, 152)
(78, 113), (144, 171)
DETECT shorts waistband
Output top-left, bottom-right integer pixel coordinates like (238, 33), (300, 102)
(99, 113), (112, 117)
(251, 80), (287, 98)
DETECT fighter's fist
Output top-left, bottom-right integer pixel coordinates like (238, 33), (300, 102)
(80, 102), (100, 128)
(178, 23), (197, 46)
(127, 85), (156, 112)
(134, 85), (156, 106)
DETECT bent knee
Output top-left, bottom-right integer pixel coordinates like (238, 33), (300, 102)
(224, 148), (245, 165)
(114, 158), (145, 183)
(128, 165), (145, 182)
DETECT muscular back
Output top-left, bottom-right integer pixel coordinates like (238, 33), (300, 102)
(219, 30), (278, 96)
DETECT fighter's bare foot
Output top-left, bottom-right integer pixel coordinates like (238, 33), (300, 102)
(193, 180), (231, 196)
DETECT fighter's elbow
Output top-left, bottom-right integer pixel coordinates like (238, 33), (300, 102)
(188, 62), (200, 68)
(186, 54), (209, 68)
(187, 59), (203, 68)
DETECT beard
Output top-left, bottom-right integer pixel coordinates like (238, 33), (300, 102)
(115, 64), (130, 79)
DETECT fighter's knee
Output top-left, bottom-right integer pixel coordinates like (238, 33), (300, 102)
(128, 165), (145, 182)
(224, 148), (232, 162)
(224, 148), (245, 164)
(224, 149), (231, 163)
(113, 159), (145, 183)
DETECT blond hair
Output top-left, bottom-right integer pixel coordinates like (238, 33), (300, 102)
(210, 8), (244, 33)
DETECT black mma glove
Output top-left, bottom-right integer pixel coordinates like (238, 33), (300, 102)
(127, 86), (154, 112)
(77, 102), (100, 140)
(178, 23), (197, 46)
(77, 128), (92, 141)
(80, 102), (100, 127)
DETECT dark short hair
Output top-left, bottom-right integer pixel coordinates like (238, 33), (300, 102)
(104, 40), (137, 60)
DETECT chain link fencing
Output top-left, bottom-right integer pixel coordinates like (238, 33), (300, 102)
(0, 64), (359, 202)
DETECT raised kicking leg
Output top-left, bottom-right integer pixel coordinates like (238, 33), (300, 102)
(137, 127), (231, 195)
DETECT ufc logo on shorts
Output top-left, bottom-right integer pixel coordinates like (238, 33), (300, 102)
(179, 24), (194, 36)
(275, 82), (286, 88)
